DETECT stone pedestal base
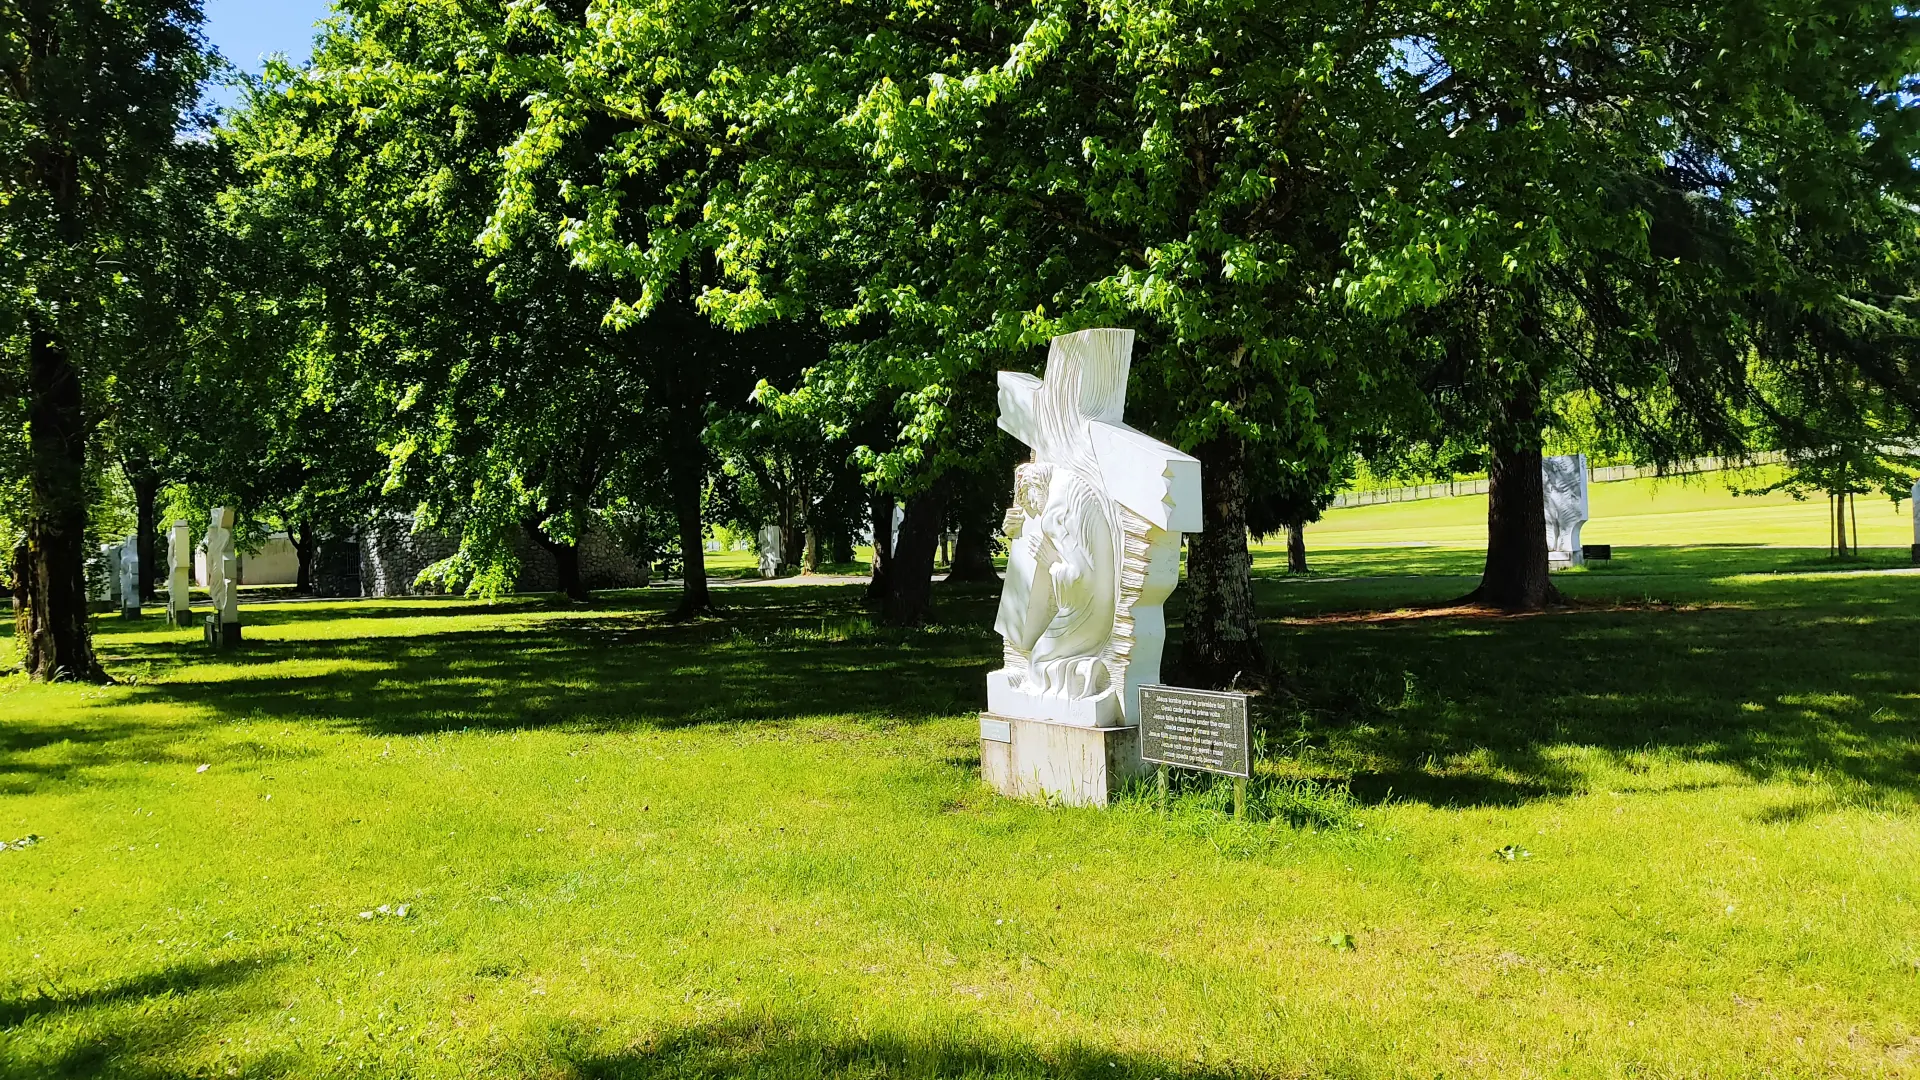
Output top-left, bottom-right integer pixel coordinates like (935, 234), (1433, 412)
(170, 608), (195, 629)
(1912, 543), (1919, 566)
(120, 606), (142, 620)
(1548, 550), (1584, 572)
(979, 713), (1145, 807)
(204, 617), (242, 648)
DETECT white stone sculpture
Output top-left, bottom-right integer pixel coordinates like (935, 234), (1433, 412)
(986, 328), (1203, 729)
(94, 543), (120, 606)
(758, 526), (783, 579)
(204, 507), (241, 642)
(119, 536), (141, 616)
(167, 520), (193, 626)
(1543, 453), (1590, 569)
(1911, 479), (1919, 563)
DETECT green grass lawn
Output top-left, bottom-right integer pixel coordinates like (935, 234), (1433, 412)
(1307, 468), (1916, 551)
(2, 534), (1917, 1077)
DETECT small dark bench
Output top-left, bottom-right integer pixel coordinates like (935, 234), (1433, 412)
(1583, 544), (1613, 562)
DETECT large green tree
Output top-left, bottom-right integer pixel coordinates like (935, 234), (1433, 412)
(1, 0), (212, 679)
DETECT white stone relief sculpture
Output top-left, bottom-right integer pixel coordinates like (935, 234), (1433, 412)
(205, 507), (241, 630)
(119, 536), (141, 615)
(95, 543), (120, 605)
(1543, 453), (1590, 568)
(168, 520), (194, 626)
(758, 526), (783, 579)
(988, 329), (1202, 728)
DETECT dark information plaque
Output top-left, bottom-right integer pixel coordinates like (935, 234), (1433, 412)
(1139, 685), (1251, 779)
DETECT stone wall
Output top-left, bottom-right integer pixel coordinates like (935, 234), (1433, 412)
(358, 517), (645, 597)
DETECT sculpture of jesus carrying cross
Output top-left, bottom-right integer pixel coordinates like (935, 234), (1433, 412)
(988, 329), (1203, 728)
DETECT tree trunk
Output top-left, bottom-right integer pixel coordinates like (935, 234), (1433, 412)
(884, 481), (948, 626)
(1286, 522), (1309, 575)
(1181, 433), (1264, 687)
(524, 519), (589, 602)
(828, 528), (854, 565)
(17, 322), (104, 683)
(867, 492), (896, 602)
(127, 464), (162, 601)
(293, 520), (317, 595)
(803, 526), (821, 574)
(947, 517), (1000, 583)
(670, 450), (711, 617)
(1470, 395), (1559, 610)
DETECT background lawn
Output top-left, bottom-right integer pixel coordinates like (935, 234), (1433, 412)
(1305, 468), (1915, 551)
(1, 498), (1917, 1078)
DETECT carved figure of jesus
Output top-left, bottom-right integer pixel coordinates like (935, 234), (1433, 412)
(987, 329), (1201, 728)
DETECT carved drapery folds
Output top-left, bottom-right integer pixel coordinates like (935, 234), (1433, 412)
(988, 330), (1202, 728)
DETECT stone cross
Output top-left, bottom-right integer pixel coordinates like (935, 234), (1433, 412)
(167, 520), (193, 626)
(119, 536), (141, 617)
(988, 329), (1202, 728)
(1543, 454), (1590, 568)
(204, 507), (241, 632)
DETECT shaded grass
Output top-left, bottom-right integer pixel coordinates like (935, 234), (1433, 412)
(0, 544), (1916, 1079)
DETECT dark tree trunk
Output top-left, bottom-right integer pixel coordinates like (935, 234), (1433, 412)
(828, 527), (855, 566)
(670, 449), (711, 617)
(883, 481), (948, 626)
(293, 520), (317, 595)
(17, 322), (104, 683)
(1469, 388), (1559, 610)
(1286, 522), (1309, 575)
(1180, 433), (1264, 687)
(524, 520), (589, 602)
(867, 492), (896, 602)
(126, 464), (162, 601)
(947, 518), (1000, 583)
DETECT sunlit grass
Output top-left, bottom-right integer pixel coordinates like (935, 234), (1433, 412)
(0, 541), (1916, 1078)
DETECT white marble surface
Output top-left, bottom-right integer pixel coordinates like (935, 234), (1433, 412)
(204, 507), (241, 625)
(168, 521), (193, 623)
(988, 329), (1202, 729)
(118, 536), (141, 612)
(758, 526), (783, 579)
(1543, 453), (1590, 568)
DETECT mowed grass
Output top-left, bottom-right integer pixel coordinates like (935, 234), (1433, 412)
(1306, 468), (1916, 551)
(1, 532), (1918, 1076)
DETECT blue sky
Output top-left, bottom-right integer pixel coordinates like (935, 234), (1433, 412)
(202, 0), (336, 112)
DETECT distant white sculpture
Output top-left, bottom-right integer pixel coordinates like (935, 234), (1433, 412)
(1543, 454), (1590, 569)
(204, 507), (241, 643)
(987, 329), (1202, 728)
(757, 526), (783, 579)
(118, 536), (141, 616)
(95, 542), (121, 606)
(167, 520), (193, 626)
(1911, 479), (1919, 562)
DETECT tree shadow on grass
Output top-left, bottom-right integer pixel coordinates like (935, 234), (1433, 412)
(109, 587), (1003, 738)
(1270, 571), (1920, 808)
(533, 1014), (1289, 1080)
(0, 954), (285, 1080)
